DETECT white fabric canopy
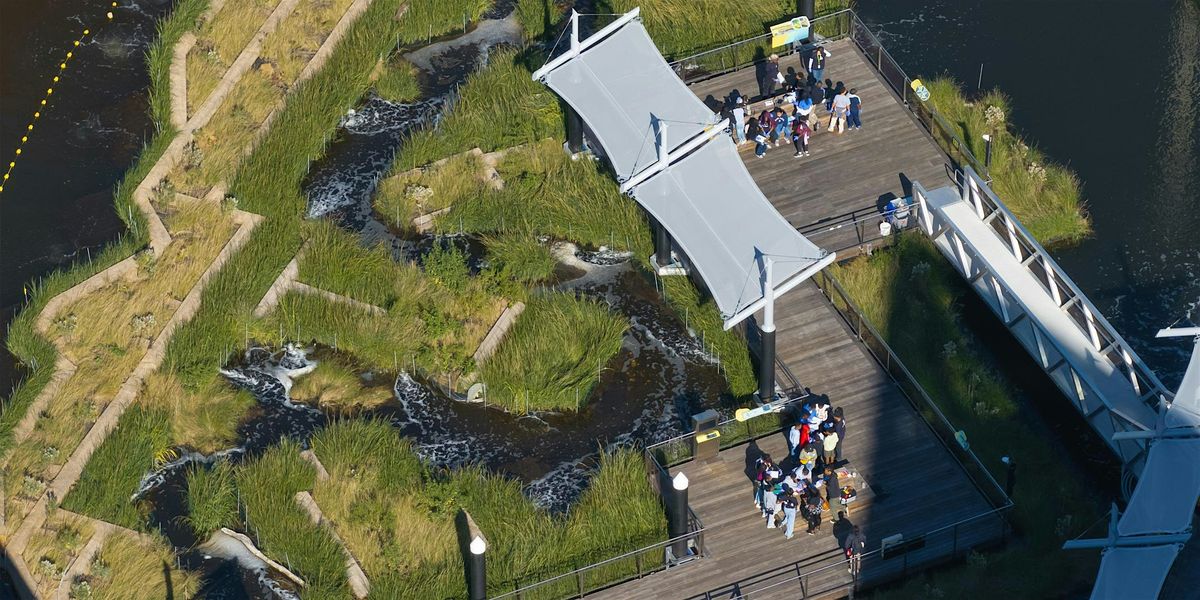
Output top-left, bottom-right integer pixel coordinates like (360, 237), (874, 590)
(540, 20), (718, 182)
(534, 12), (833, 328)
(633, 137), (832, 326)
(1169, 336), (1200, 420)
(1091, 544), (1180, 600)
(1117, 438), (1200, 536)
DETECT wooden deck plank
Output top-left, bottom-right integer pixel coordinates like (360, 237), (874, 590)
(587, 38), (1002, 600)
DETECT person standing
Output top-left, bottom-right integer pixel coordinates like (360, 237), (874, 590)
(821, 426), (840, 466)
(760, 54), (782, 99)
(804, 493), (824, 535)
(807, 46), (827, 86)
(829, 87), (851, 134)
(753, 454), (774, 508)
(845, 525), (866, 577)
(787, 424), (804, 459)
(847, 88), (863, 130)
(781, 492), (800, 539)
(731, 95), (747, 145)
(831, 407), (847, 461)
(792, 116), (811, 157)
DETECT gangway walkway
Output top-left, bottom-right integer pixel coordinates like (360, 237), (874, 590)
(912, 169), (1172, 471)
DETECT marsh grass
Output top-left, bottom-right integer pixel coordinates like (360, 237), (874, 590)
(440, 139), (653, 257)
(925, 78), (1090, 245)
(184, 461), (238, 538)
(139, 372), (254, 453)
(396, 0), (492, 44)
(61, 406), (171, 531)
(656, 274), (757, 398)
(396, 49), (562, 170)
(260, 0), (356, 83)
(833, 234), (1101, 598)
(165, 0), (415, 389)
(515, 0), (560, 41)
(236, 440), (349, 597)
(373, 57), (421, 102)
(149, 0), (209, 128)
(310, 421), (666, 597)
(374, 150), (489, 233)
(485, 234), (557, 284)
(0, 200), (237, 509)
(88, 530), (199, 600)
(289, 357), (395, 413)
(19, 509), (95, 597)
(186, 0), (280, 111)
(481, 292), (628, 413)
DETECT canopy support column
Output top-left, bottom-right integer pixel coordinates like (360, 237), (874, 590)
(759, 257), (777, 401)
(655, 220), (672, 268)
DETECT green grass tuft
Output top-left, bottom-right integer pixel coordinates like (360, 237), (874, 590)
(482, 292), (628, 413)
(185, 461), (238, 538)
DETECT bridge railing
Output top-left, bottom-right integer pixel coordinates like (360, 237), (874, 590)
(644, 392), (811, 469)
(952, 166), (1171, 406)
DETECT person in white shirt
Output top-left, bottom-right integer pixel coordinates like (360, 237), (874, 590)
(829, 90), (851, 134)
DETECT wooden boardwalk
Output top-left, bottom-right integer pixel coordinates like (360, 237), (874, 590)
(589, 39), (1004, 600)
(688, 38), (952, 255)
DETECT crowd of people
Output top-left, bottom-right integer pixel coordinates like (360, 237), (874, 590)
(751, 396), (866, 576)
(718, 46), (863, 160)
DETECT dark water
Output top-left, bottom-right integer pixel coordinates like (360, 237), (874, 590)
(0, 0), (173, 397)
(856, 0), (1200, 389)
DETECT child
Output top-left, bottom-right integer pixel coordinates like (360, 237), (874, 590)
(772, 107), (789, 147)
(792, 117), (811, 157)
(829, 87), (850, 134)
(847, 88), (862, 130)
(754, 130), (769, 158)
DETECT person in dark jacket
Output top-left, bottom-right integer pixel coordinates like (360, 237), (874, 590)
(831, 407), (846, 461)
(807, 45), (827, 85)
(844, 525), (866, 577)
(759, 53), (781, 99)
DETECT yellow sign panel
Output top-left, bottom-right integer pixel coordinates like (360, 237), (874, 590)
(770, 17), (811, 48)
(695, 430), (721, 443)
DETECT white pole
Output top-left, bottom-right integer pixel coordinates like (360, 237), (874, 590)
(762, 256), (776, 333)
(570, 10), (580, 55)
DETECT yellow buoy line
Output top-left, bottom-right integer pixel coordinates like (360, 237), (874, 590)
(1, 2), (118, 195)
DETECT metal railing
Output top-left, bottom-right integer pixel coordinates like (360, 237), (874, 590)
(728, 504), (1010, 599)
(796, 202), (923, 255)
(669, 9), (990, 182)
(668, 9), (854, 85)
(486, 453), (706, 599)
(644, 392), (812, 469)
(950, 166), (1172, 409)
(812, 268), (1013, 510)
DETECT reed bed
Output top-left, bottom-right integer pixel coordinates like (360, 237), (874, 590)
(481, 292), (628, 413)
(261, 0), (356, 83)
(186, 0), (281, 111)
(18, 509), (95, 598)
(375, 150), (489, 233)
(396, 0), (492, 45)
(925, 78), (1090, 246)
(658, 274), (757, 398)
(311, 420), (667, 598)
(139, 372), (254, 453)
(373, 57), (421, 102)
(485, 233), (558, 284)
(87, 530), (199, 600)
(61, 406), (171, 531)
(439, 139), (653, 257)
(184, 461), (238, 538)
(236, 440), (350, 597)
(1, 0), (193, 455)
(164, 0), (414, 389)
(396, 49), (562, 170)
(289, 357), (395, 413)
(832, 233), (1101, 597)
